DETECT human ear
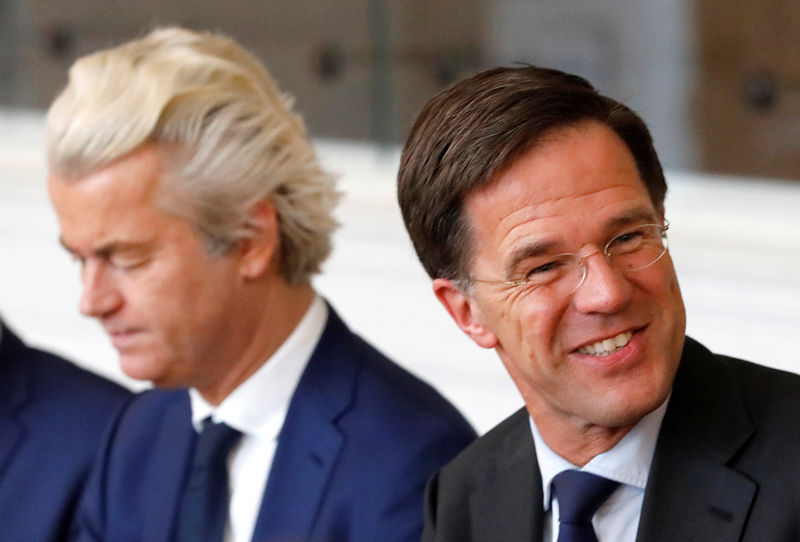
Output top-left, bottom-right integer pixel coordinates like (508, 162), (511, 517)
(432, 278), (498, 349)
(238, 199), (279, 279)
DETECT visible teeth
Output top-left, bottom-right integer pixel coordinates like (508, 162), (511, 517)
(579, 331), (633, 356)
(613, 333), (629, 347)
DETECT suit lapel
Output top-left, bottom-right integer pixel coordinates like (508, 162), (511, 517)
(636, 338), (756, 542)
(0, 412), (24, 486)
(252, 307), (353, 541)
(141, 393), (196, 542)
(472, 409), (545, 542)
(0, 325), (30, 482)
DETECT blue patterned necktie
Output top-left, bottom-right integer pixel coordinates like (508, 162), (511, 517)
(552, 469), (620, 542)
(175, 418), (242, 542)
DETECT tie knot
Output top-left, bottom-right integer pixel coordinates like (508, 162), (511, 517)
(194, 419), (242, 469)
(552, 470), (620, 525)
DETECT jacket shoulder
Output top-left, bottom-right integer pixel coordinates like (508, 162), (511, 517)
(681, 336), (800, 410)
(438, 408), (530, 480)
(1, 328), (131, 428)
(311, 306), (476, 441)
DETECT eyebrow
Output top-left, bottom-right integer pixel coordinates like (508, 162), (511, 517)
(58, 237), (149, 259)
(502, 207), (662, 279)
(606, 208), (662, 229)
(504, 239), (561, 279)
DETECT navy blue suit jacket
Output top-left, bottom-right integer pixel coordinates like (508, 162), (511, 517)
(0, 322), (131, 542)
(72, 306), (476, 542)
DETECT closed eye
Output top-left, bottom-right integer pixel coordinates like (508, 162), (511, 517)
(526, 260), (563, 276)
(606, 224), (663, 255)
(109, 255), (151, 271)
(611, 229), (643, 246)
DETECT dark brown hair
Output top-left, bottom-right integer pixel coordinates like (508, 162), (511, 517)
(397, 65), (666, 283)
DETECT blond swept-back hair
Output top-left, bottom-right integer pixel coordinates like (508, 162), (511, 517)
(46, 26), (339, 285)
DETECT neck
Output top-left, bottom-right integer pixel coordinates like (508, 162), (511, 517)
(530, 409), (634, 467)
(197, 281), (316, 406)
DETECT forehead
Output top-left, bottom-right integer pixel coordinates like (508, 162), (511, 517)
(49, 143), (164, 201)
(47, 144), (187, 249)
(464, 122), (657, 259)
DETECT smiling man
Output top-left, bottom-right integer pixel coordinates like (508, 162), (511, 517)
(397, 66), (800, 542)
(45, 27), (475, 542)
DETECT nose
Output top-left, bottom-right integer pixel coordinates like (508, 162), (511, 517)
(79, 260), (123, 318)
(571, 250), (631, 314)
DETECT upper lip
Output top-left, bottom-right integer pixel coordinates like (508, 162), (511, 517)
(103, 325), (139, 336)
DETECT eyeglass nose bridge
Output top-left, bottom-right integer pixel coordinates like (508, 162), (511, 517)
(566, 245), (616, 295)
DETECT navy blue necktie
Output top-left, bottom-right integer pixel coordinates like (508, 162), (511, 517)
(552, 470), (620, 542)
(175, 418), (242, 542)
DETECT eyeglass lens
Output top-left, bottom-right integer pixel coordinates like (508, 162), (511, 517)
(560, 224), (668, 296)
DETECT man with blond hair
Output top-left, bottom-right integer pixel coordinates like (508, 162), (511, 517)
(47, 27), (474, 542)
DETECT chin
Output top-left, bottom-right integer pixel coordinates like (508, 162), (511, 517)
(118, 353), (170, 385)
(612, 393), (669, 427)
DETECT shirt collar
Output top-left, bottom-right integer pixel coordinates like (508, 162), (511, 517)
(189, 295), (328, 440)
(530, 396), (670, 510)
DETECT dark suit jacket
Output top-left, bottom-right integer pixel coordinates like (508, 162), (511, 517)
(423, 336), (800, 542)
(0, 322), (131, 542)
(72, 306), (476, 542)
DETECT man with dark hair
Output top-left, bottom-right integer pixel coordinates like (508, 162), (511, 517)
(398, 65), (800, 541)
(0, 318), (130, 542)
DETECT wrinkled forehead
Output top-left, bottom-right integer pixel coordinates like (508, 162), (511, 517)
(461, 122), (660, 263)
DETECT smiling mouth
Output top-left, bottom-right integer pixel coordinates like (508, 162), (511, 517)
(578, 331), (633, 357)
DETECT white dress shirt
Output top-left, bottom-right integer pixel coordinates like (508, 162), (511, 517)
(530, 397), (669, 542)
(189, 295), (328, 542)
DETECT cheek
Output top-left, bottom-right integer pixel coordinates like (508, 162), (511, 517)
(653, 269), (685, 329)
(535, 301), (573, 354)
(118, 273), (164, 315)
(628, 261), (683, 310)
(124, 265), (210, 334)
(668, 271), (685, 309)
(650, 256), (681, 293)
(505, 300), (568, 370)
(184, 263), (241, 321)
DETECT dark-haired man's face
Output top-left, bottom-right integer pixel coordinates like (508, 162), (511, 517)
(435, 121), (685, 442)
